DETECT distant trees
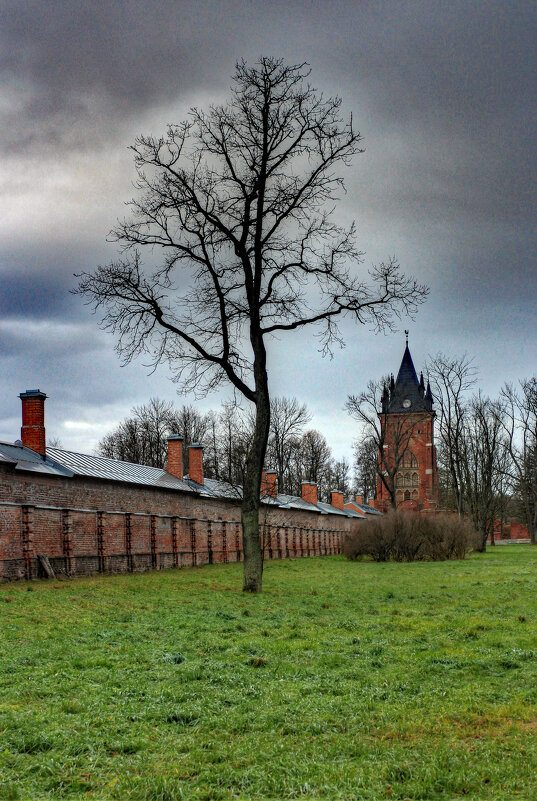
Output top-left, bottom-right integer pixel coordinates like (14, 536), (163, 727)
(265, 397), (311, 492)
(98, 397), (176, 467)
(97, 395), (351, 502)
(426, 355), (510, 549)
(497, 379), (537, 543)
(353, 435), (377, 503)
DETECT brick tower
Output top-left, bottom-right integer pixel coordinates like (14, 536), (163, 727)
(376, 337), (438, 511)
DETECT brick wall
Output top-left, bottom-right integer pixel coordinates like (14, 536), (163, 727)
(0, 465), (352, 581)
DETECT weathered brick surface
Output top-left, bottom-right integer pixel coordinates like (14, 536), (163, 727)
(376, 412), (439, 512)
(0, 463), (351, 581)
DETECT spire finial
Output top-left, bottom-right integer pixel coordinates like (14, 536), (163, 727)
(405, 330), (409, 347)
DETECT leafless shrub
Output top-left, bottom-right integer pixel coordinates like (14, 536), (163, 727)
(343, 510), (477, 562)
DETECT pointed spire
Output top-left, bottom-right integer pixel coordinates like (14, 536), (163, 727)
(386, 340), (434, 414)
(419, 371), (425, 395)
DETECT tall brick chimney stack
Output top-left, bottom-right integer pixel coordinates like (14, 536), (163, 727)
(330, 490), (344, 510)
(301, 481), (317, 506)
(19, 389), (47, 458)
(188, 443), (204, 486)
(261, 469), (278, 498)
(355, 494), (362, 506)
(167, 435), (184, 480)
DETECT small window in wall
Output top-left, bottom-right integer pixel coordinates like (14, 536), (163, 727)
(404, 490), (411, 501)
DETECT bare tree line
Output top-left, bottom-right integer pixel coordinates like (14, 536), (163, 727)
(97, 395), (352, 501)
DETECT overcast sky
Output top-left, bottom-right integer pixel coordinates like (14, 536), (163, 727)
(1, 0), (536, 465)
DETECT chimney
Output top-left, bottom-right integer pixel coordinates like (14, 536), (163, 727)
(188, 443), (204, 485)
(301, 481), (317, 506)
(265, 470), (277, 498)
(167, 435), (184, 480)
(368, 497), (376, 508)
(330, 490), (344, 510)
(19, 389), (47, 458)
(355, 494), (362, 506)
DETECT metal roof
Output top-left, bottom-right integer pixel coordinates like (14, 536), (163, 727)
(0, 441), (72, 477)
(186, 476), (242, 500)
(316, 501), (348, 516)
(2, 441), (364, 516)
(276, 493), (323, 514)
(47, 447), (196, 493)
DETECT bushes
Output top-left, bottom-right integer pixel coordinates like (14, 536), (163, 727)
(343, 510), (479, 562)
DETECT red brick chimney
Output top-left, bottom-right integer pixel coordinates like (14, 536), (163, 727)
(188, 443), (204, 485)
(266, 470), (277, 498)
(20, 389), (47, 458)
(355, 494), (362, 506)
(330, 490), (344, 510)
(167, 435), (184, 480)
(301, 481), (317, 506)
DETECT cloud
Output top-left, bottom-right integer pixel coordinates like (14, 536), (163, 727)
(1, 0), (536, 461)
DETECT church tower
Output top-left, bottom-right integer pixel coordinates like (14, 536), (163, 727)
(376, 336), (438, 511)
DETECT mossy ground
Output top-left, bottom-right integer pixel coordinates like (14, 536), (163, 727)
(1, 547), (537, 800)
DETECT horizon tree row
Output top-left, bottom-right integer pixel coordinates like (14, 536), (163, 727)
(95, 395), (353, 503)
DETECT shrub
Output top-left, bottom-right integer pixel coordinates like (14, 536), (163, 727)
(343, 510), (478, 562)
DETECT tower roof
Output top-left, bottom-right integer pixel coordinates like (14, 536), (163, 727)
(384, 344), (433, 414)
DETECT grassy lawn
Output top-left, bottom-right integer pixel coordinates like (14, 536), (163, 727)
(1, 548), (537, 801)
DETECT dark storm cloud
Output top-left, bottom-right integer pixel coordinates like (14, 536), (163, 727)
(1, 0), (241, 155)
(1, 0), (536, 453)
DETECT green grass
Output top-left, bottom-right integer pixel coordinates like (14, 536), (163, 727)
(1, 548), (537, 800)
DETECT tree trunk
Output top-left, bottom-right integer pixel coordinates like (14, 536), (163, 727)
(241, 340), (271, 592)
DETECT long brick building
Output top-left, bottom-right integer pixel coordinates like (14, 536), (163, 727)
(0, 390), (377, 581)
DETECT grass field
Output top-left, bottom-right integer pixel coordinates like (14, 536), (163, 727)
(1, 548), (537, 801)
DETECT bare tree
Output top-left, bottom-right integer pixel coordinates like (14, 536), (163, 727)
(266, 396), (311, 493)
(426, 353), (477, 517)
(329, 457), (352, 497)
(97, 397), (176, 467)
(353, 435), (378, 502)
(76, 57), (427, 591)
(293, 429), (333, 500)
(461, 393), (504, 551)
(498, 379), (537, 544)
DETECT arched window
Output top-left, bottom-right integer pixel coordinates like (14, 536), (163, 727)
(412, 490), (418, 500)
(405, 473), (412, 487)
(412, 472), (419, 487)
(411, 454), (418, 468)
(404, 490), (411, 501)
(396, 473), (404, 487)
(403, 451), (412, 468)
